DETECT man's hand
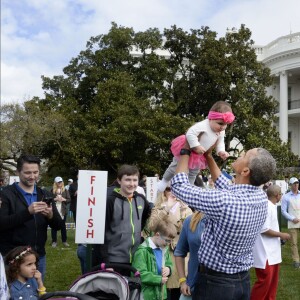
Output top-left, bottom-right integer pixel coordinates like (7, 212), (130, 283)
(292, 218), (300, 224)
(204, 140), (218, 158)
(280, 232), (291, 240)
(180, 281), (191, 296)
(41, 205), (54, 219)
(28, 202), (48, 215)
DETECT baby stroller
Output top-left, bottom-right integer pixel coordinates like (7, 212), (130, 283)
(39, 291), (97, 299)
(40, 263), (143, 300)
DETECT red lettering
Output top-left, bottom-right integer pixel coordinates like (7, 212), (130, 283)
(90, 176), (96, 185)
(89, 207), (93, 217)
(90, 186), (94, 195)
(88, 218), (94, 227)
(86, 229), (94, 238)
(88, 197), (96, 205)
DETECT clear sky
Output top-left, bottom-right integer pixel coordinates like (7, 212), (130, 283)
(1, 0), (300, 104)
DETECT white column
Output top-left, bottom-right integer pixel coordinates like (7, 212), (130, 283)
(279, 71), (288, 142)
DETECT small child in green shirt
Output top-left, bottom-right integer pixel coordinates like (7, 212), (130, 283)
(132, 210), (177, 300)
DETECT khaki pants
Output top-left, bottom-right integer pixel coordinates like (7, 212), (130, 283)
(289, 228), (300, 262)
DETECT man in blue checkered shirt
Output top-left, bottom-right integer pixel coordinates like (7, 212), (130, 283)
(171, 146), (276, 300)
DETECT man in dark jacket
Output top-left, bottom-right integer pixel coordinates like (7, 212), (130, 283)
(0, 154), (63, 279)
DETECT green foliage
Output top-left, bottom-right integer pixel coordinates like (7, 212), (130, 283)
(1, 23), (298, 178)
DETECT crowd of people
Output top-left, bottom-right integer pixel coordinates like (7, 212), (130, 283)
(0, 101), (300, 300)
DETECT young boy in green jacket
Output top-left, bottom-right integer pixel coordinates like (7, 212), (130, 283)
(132, 211), (177, 300)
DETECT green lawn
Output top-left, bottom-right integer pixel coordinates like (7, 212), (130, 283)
(44, 228), (300, 299)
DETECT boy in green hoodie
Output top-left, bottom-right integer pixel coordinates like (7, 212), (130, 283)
(132, 211), (177, 300)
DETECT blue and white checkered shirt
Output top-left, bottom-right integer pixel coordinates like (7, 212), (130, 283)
(171, 172), (268, 274)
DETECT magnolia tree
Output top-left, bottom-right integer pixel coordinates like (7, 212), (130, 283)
(1, 23), (298, 179)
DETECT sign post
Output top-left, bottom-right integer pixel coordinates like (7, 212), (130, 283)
(75, 170), (107, 271)
(146, 177), (158, 204)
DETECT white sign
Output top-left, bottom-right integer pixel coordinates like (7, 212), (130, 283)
(146, 177), (158, 203)
(275, 180), (288, 194)
(75, 170), (107, 244)
(9, 176), (20, 184)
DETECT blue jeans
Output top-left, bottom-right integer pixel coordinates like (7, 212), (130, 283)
(193, 266), (250, 300)
(77, 244), (87, 274)
(38, 255), (46, 281)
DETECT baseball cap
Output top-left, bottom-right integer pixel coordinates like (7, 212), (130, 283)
(54, 176), (63, 183)
(289, 177), (299, 184)
(68, 179), (73, 183)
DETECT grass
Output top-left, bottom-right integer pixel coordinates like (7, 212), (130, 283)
(44, 227), (300, 299)
(44, 228), (81, 291)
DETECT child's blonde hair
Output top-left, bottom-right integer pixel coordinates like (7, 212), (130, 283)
(155, 189), (186, 209)
(148, 209), (177, 239)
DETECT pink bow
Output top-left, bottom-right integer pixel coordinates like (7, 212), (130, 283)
(208, 111), (235, 123)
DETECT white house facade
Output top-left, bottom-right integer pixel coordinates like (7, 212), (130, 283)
(254, 32), (300, 157)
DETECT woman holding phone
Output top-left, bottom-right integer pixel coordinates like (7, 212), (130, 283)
(50, 177), (70, 248)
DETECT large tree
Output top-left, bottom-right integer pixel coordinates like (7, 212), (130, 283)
(1, 23), (298, 179)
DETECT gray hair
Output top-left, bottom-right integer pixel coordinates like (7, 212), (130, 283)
(249, 148), (276, 186)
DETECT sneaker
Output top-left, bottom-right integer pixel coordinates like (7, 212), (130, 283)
(63, 242), (70, 247)
(293, 262), (300, 269)
(51, 242), (57, 248)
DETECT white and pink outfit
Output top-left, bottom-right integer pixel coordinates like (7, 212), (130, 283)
(158, 111), (235, 192)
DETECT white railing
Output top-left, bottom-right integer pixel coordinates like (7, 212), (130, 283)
(253, 32), (300, 60)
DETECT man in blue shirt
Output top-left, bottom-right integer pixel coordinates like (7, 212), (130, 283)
(171, 146), (276, 300)
(281, 177), (300, 269)
(0, 154), (62, 280)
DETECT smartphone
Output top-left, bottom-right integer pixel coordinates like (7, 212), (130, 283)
(43, 197), (53, 205)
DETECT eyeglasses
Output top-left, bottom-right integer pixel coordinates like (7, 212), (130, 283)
(159, 235), (172, 244)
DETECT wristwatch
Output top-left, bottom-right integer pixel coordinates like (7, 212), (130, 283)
(180, 149), (191, 156)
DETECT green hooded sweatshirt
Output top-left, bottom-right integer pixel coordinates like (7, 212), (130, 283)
(132, 237), (173, 300)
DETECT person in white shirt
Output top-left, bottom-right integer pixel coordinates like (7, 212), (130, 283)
(281, 177), (300, 268)
(65, 179), (73, 191)
(251, 184), (291, 300)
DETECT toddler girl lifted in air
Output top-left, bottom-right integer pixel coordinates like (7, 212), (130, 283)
(157, 101), (235, 192)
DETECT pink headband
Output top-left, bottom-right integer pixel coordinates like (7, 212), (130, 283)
(208, 111), (235, 123)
